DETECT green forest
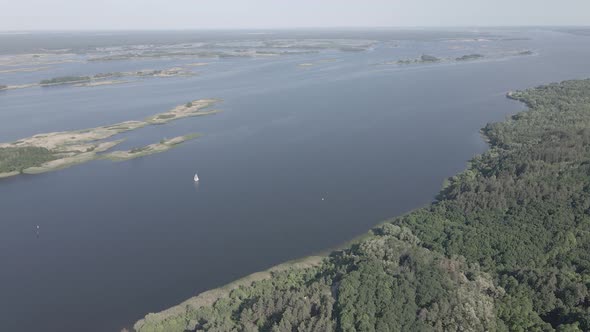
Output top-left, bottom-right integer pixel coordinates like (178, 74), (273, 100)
(135, 79), (590, 332)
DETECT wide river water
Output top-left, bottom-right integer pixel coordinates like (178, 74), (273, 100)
(1, 29), (590, 331)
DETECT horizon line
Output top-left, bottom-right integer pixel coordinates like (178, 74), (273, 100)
(0, 25), (589, 33)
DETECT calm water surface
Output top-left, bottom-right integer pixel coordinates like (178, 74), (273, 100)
(1, 29), (590, 331)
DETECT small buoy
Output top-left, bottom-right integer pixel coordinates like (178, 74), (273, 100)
(36, 225), (40, 229)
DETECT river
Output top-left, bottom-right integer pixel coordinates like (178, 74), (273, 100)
(1, 28), (589, 331)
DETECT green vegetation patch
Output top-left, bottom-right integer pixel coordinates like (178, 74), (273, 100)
(129, 146), (149, 154)
(456, 54), (484, 61)
(420, 54), (440, 62)
(93, 72), (125, 79)
(0, 146), (58, 173)
(397, 54), (441, 65)
(40, 76), (91, 86)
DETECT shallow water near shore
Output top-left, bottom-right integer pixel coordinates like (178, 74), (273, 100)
(1, 29), (590, 331)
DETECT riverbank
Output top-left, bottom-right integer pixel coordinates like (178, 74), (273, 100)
(133, 79), (590, 332)
(134, 255), (324, 332)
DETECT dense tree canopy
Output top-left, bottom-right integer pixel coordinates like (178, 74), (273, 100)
(135, 79), (590, 332)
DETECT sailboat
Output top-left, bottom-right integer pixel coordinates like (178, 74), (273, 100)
(194, 172), (200, 182)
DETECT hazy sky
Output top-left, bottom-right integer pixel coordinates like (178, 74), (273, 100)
(1, 0), (589, 31)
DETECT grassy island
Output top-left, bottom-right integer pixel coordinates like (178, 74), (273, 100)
(87, 68), (194, 80)
(85, 39), (375, 62)
(103, 134), (201, 161)
(40, 76), (91, 86)
(396, 54), (441, 65)
(0, 146), (60, 176)
(22, 140), (124, 175)
(73, 80), (129, 87)
(419, 54), (440, 62)
(135, 79), (590, 332)
(380, 52), (493, 67)
(0, 99), (221, 178)
(456, 53), (484, 61)
(144, 99), (220, 124)
(0, 67), (197, 93)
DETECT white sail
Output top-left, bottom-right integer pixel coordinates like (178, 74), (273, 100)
(194, 173), (199, 182)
